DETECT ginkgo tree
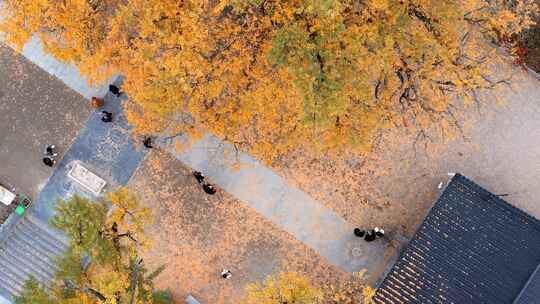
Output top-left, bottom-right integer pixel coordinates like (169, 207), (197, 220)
(241, 271), (375, 304)
(1, 0), (537, 162)
(15, 189), (170, 304)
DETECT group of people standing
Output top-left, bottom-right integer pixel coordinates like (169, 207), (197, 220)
(99, 84), (122, 123)
(42, 84), (155, 169)
(192, 171), (217, 195)
(101, 85), (154, 150)
(354, 227), (385, 242)
(42, 145), (58, 167)
(44, 82), (382, 279)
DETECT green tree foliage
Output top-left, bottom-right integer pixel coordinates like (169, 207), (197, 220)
(15, 190), (169, 304)
(14, 277), (54, 304)
(50, 195), (107, 253)
(152, 290), (174, 304)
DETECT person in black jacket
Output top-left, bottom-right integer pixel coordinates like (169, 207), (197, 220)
(101, 111), (113, 123)
(109, 84), (122, 97)
(354, 228), (366, 238)
(202, 183), (216, 195)
(221, 269), (232, 279)
(143, 137), (153, 149)
(374, 227), (385, 238)
(45, 144), (58, 157)
(42, 157), (56, 167)
(364, 230), (377, 242)
(192, 171), (205, 184)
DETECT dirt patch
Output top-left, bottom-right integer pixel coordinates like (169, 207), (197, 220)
(128, 150), (350, 304)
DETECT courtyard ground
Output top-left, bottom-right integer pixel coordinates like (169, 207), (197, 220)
(273, 63), (540, 237)
(0, 44), (90, 222)
(128, 150), (350, 304)
(1, 33), (538, 304)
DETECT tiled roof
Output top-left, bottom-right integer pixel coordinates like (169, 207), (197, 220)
(373, 174), (540, 304)
(514, 264), (540, 304)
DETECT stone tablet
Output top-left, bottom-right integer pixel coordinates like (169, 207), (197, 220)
(68, 163), (106, 195)
(0, 185), (16, 206)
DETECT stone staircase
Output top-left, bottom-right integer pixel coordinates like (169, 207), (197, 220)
(0, 215), (68, 301)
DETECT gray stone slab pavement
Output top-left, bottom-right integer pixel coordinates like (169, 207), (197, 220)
(160, 134), (387, 274)
(20, 36), (117, 100)
(30, 93), (147, 223)
(0, 40), (138, 304)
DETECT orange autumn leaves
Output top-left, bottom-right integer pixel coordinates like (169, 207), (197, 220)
(1, 0), (538, 163)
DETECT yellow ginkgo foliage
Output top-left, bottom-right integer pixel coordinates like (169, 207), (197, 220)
(242, 271), (376, 304)
(1, 0), (538, 163)
(243, 272), (323, 304)
(16, 190), (168, 304)
(106, 187), (152, 250)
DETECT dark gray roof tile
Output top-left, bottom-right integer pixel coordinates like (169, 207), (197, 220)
(514, 264), (540, 304)
(373, 174), (540, 304)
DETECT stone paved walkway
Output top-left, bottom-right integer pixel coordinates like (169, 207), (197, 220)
(20, 36), (117, 100)
(8, 36), (388, 277)
(30, 93), (147, 223)
(0, 41), (145, 302)
(160, 135), (387, 274)
(1, 37), (145, 223)
(2, 29), (540, 304)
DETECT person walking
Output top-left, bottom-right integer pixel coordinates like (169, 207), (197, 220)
(202, 183), (217, 195)
(364, 230), (377, 242)
(354, 228), (366, 238)
(42, 156), (56, 167)
(192, 171), (205, 184)
(109, 84), (122, 97)
(221, 269), (232, 279)
(44, 145), (58, 157)
(143, 137), (153, 149)
(374, 227), (385, 238)
(101, 111), (113, 123)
